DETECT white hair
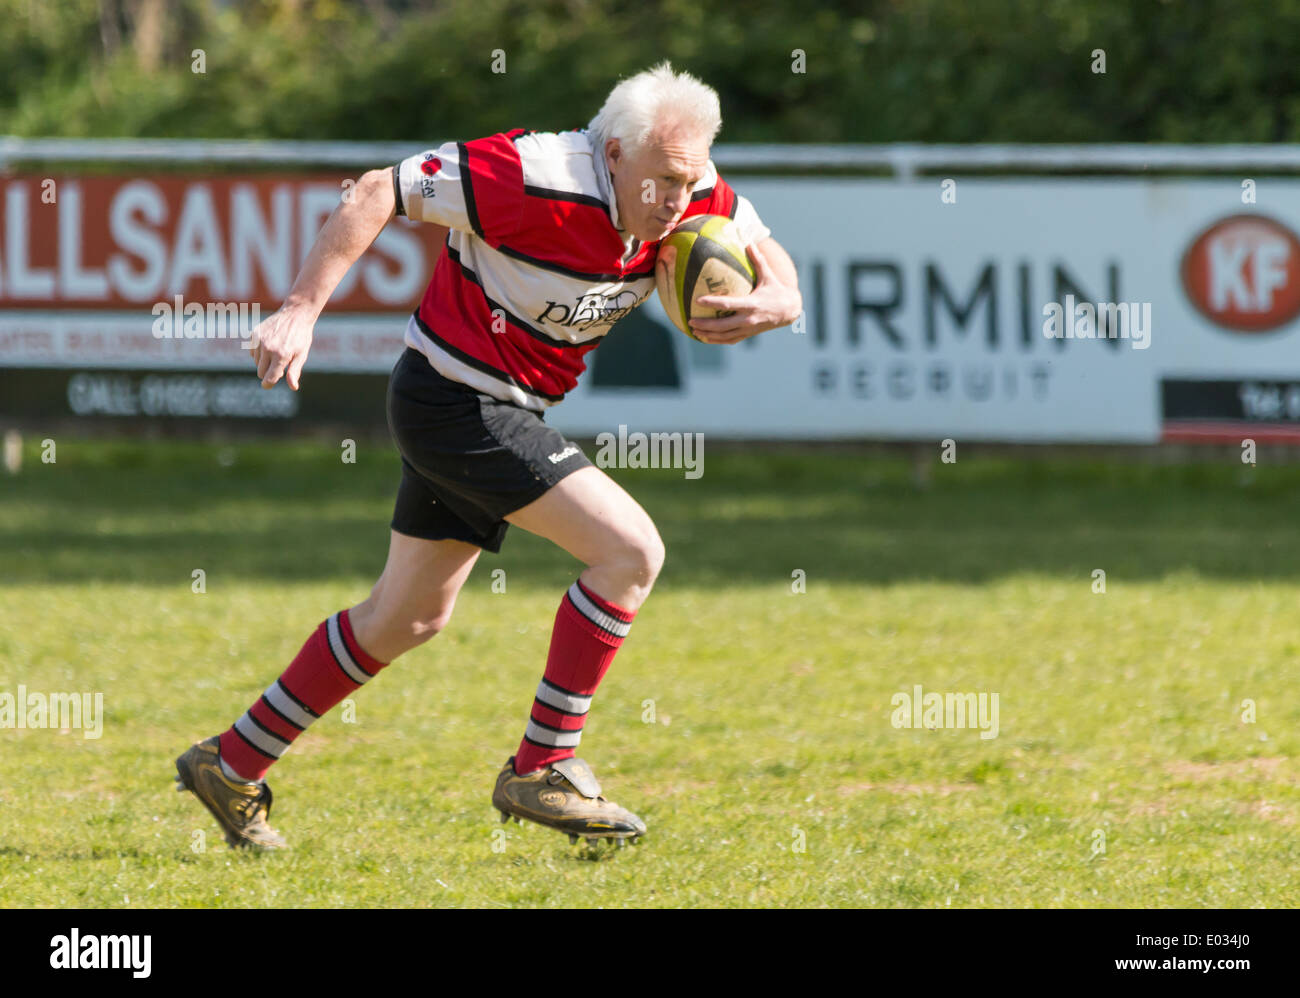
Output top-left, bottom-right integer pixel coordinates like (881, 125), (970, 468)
(587, 61), (722, 159)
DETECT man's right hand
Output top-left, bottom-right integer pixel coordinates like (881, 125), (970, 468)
(249, 304), (315, 390)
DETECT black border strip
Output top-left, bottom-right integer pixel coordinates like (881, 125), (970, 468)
(524, 184), (609, 210)
(258, 695), (306, 733)
(575, 578), (635, 623)
(540, 676), (589, 700)
(526, 716), (581, 735)
(458, 141), (483, 237)
(243, 711), (292, 750)
(493, 241), (643, 282)
(275, 679), (321, 720)
(232, 725), (280, 762)
(532, 696), (588, 719)
(323, 619), (367, 686)
(565, 588), (630, 639)
(391, 164), (406, 217)
(337, 620), (378, 678)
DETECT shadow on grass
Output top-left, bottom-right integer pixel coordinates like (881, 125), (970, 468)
(3, 439), (1300, 586)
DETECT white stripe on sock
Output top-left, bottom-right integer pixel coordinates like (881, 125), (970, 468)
(234, 713), (289, 759)
(525, 719), (583, 748)
(264, 681), (315, 730)
(534, 680), (593, 715)
(567, 583), (631, 638)
(327, 613), (371, 685)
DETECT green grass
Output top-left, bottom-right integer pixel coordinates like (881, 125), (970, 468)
(1, 438), (1298, 907)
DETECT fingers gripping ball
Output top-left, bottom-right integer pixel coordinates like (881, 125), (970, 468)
(655, 215), (756, 340)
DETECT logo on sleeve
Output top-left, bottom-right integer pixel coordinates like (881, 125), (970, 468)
(419, 155), (442, 198)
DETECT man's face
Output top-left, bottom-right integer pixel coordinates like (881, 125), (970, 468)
(605, 125), (710, 243)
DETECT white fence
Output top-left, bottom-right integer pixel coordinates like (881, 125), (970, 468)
(8, 137), (1300, 176)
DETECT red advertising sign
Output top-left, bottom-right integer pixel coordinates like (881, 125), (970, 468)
(0, 174), (446, 310)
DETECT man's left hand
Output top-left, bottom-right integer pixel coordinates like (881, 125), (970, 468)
(688, 242), (802, 344)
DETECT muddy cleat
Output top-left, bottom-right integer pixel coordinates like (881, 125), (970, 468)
(492, 756), (646, 843)
(174, 736), (287, 851)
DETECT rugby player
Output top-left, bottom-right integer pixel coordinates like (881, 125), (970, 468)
(174, 62), (802, 849)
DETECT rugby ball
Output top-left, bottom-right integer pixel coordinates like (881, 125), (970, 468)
(655, 214), (756, 340)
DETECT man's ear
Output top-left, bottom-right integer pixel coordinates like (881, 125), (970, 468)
(605, 138), (621, 173)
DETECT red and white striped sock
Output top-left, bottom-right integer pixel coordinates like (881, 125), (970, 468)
(512, 578), (636, 776)
(218, 608), (388, 783)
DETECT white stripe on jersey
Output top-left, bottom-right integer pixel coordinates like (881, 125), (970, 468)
(516, 130), (611, 209)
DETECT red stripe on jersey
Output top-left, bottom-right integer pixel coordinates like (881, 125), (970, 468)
(510, 198), (636, 277)
(417, 256), (598, 399)
(699, 173), (740, 220)
(462, 132), (527, 244)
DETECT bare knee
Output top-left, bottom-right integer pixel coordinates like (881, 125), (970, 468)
(638, 529), (666, 586)
(379, 601), (456, 658)
(598, 527), (665, 608)
(405, 608), (453, 644)
(351, 595), (456, 661)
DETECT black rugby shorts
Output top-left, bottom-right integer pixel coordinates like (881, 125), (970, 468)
(386, 347), (592, 553)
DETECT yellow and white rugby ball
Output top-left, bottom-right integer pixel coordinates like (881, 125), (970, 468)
(655, 214), (755, 340)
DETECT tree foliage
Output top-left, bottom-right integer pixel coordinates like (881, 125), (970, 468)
(1, 0), (1298, 142)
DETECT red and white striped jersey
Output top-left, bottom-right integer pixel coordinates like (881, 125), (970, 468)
(391, 128), (770, 410)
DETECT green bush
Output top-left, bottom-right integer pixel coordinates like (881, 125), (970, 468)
(1, 0), (1298, 143)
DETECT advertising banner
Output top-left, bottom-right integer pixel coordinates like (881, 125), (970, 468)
(3, 171), (1299, 442)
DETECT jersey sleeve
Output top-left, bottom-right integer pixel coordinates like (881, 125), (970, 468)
(697, 162), (772, 246)
(392, 131), (527, 243)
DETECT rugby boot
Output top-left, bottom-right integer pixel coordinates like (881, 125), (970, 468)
(174, 736), (288, 850)
(492, 756), (646, 845)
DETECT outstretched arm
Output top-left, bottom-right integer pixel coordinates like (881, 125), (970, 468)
(249, 167), (397, 389)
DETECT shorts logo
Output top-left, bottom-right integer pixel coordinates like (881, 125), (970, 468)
(420, 156), (442, 176)
(548, 445), (580, 464)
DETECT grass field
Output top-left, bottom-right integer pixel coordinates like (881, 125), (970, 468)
(1, 437), (1298, 907)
